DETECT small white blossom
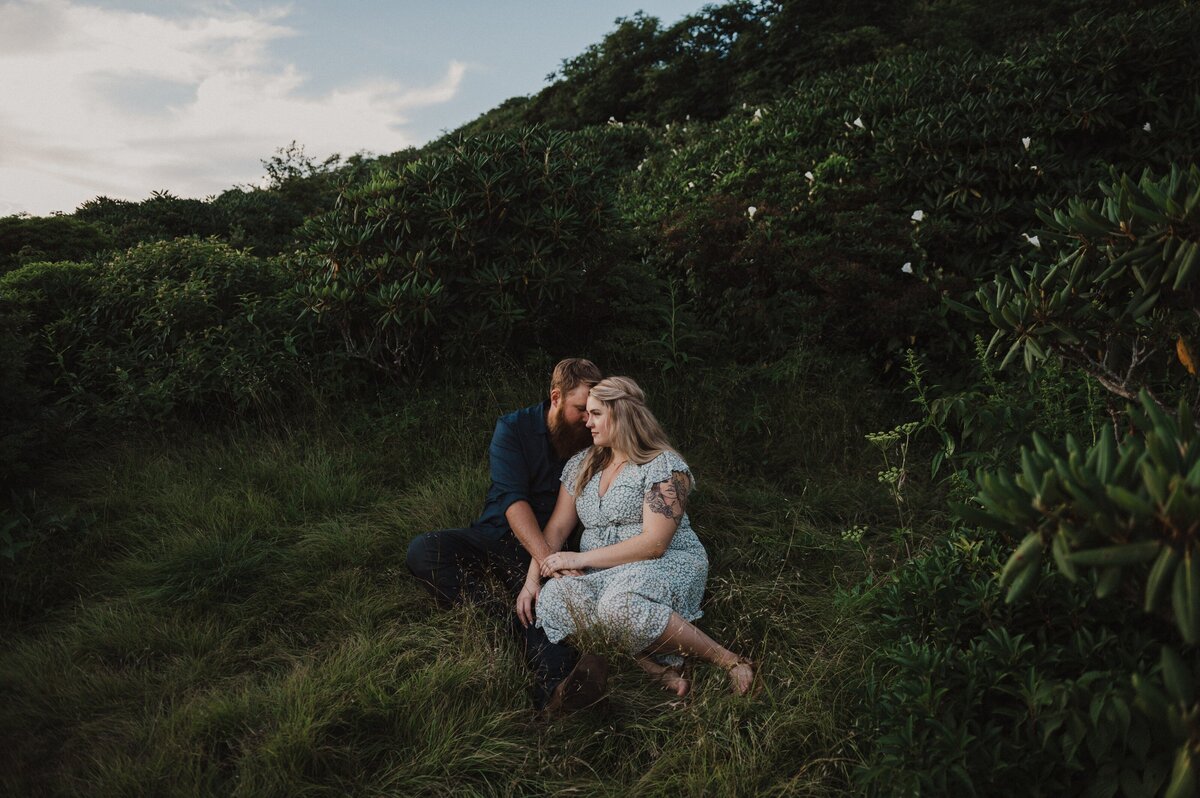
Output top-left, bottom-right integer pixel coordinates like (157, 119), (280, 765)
(1021, 137), (1031, 150)
(901, 262), (913, 274)
(911, 209), (925, 222)
(1022, 233), (1041, 248)
(747, 205), (758, 220)
(1144, 122), (1152, 132)
(804, 170), (815, 181)
(853, 116), (865, 129)
(687, 181), (695, 189)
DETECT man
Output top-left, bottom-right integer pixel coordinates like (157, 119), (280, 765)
(406, 358), (608, 713)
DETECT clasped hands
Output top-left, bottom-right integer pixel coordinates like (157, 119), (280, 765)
(541, 550), (584, 578)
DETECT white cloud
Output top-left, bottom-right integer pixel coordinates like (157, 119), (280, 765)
(0, 0), (467, 215)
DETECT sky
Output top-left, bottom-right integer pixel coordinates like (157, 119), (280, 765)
(0, 0), (703, 217)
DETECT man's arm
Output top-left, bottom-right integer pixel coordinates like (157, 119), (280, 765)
(516, 483), (581, 628)
(489, 415), (552, 561)
(505, 500), (552, 563)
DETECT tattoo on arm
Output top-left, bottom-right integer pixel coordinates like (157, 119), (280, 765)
(646, 470), (692, 521)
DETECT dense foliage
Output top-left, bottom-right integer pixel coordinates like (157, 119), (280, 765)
(458, 0), (1164, 132)
(857, 535), (1167, 796)
(0, 239), (305, 430)
(294, 127), (621, 373)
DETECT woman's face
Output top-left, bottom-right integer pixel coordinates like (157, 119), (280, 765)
(585, 396), (614, 449)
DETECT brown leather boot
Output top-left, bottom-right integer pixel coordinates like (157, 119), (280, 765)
(542, 653), (608, 716)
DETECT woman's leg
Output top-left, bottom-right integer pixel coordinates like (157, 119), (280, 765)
(643, 612), (754, 696)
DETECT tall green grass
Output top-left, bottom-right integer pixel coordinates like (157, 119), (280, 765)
(1, 363), (900, 796)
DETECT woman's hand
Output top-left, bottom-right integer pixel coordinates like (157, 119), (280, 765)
(541, 550), (584, 577)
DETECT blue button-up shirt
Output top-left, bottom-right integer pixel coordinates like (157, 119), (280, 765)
(473, 400), (567, 538)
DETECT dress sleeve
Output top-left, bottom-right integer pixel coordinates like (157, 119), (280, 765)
(560, 448), (589, 496)
(641, 450), (695, 492)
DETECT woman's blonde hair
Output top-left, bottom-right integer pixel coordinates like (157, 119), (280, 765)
(575, 376), (676, 495)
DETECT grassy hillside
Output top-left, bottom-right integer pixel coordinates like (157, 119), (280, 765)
(1, 363), (896, 796)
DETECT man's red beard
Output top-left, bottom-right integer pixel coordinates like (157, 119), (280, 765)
(548, 404), (594, 459)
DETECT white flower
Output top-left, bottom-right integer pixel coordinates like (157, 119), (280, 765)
(901, 262), (913, 274)
(1021, 137), (1031, 150)
(1143, 122), (1152, 132)
(805, 170), (815, 181)
(911, 209), (925, 222)
(747, 205), (758, 220)
(853, 116), (865, 129)
(1022, 233), (1041, 248)
(687, 181), (695, 189)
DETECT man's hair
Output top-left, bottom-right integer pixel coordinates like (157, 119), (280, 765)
(551, 358), (602, 396)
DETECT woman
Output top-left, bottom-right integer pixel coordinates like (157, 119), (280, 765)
(522, 376), (754, 697)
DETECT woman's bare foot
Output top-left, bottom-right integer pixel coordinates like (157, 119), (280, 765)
(636, 656), (691, 697)
(726, 658), (755, 696)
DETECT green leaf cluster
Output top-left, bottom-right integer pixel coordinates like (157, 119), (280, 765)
(293, 127), (620, 373)
(975, 165), (1200, 407)
(857, 534), (1166, 796)
(0, 238), (308, 426)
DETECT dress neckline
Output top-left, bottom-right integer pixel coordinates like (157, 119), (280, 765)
(596, 460), (631, 500)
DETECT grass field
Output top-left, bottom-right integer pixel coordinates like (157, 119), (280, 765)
(1, 362), (911, 796)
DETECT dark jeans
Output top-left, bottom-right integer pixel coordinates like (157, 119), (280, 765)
(405, 527), (579, 709)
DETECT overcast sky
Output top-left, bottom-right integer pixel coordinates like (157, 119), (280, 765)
(0, 0), (702, 216)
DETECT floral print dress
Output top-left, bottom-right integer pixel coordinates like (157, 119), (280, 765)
(536, 448), (709, 657)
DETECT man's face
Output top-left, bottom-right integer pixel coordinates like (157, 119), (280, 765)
(548, 384), (593, 458)
(555, 385), (590, 429)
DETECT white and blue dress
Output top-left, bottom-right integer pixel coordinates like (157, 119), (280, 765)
(536, 448), (709, 656)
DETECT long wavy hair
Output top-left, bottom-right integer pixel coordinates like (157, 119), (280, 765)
(575, 376), (676, 495)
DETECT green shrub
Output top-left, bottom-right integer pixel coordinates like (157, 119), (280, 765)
(618, 5), (1200, 362)
(73, 192), (229, 250)
(0, 260), (97, 479)
(3, 239), (307, 424)
(856, 533), (1168, 796)
(0, 216), (113, 275)
(973, 164), (1200, 414)
(294, 126), (622, 374)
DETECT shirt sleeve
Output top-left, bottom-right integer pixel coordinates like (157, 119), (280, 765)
(488, 416), (531, 517)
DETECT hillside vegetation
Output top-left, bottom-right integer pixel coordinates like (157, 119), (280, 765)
(3, 0), (1200, 795)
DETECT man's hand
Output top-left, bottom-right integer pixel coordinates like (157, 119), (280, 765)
(541, 550), (584, 577)
(516, 580), (539, 628)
